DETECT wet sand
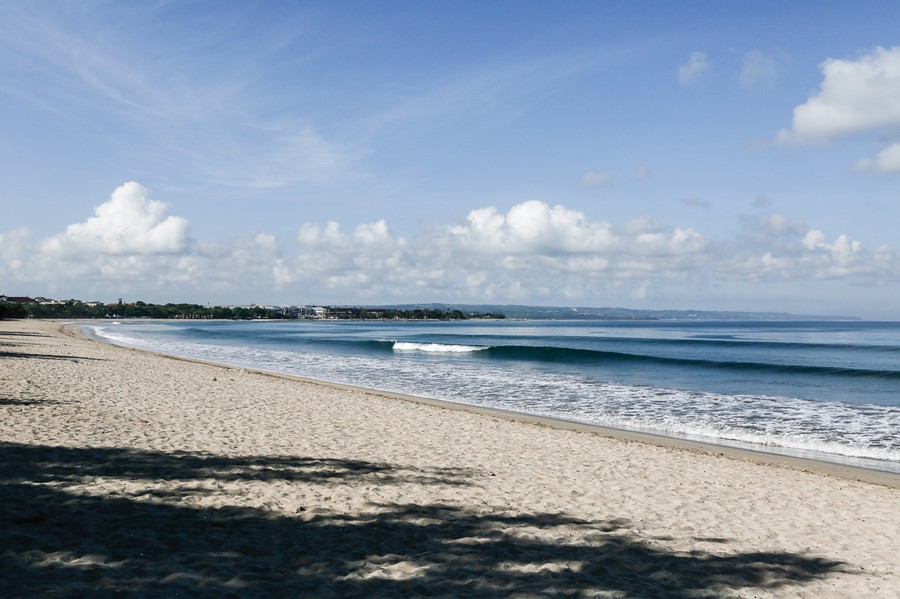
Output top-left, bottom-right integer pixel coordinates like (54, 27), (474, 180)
(2, 319), (898, 597)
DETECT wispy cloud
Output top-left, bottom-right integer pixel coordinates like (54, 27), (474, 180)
(634, 165), (653, 181)
(0, 3), (361, 191)
(739, 50), (778, 88)
(682, 197), (711, 209)
(582, 171), (614, 187)
(357, 47), (623, 140)
(0, 3), (207, 122)
(677, 51), (710, 85)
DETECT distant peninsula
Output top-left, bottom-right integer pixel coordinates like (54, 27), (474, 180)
(376, 303), (860, 321)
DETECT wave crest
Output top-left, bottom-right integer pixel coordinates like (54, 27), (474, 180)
(393, 341), (486, 353)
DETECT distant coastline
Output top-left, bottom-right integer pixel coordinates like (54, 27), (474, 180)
(367, 303), (862, 322)
(0, 298), (502, 321)
(2, 294), (860, 321)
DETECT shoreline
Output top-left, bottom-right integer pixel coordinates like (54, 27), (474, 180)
(4, 318), (900, 597)
(73, 320), (900, 488)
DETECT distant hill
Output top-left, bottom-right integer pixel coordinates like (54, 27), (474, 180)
(370, 303), (860, 321)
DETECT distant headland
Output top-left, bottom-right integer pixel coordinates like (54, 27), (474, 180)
(406, 304), (861, 321)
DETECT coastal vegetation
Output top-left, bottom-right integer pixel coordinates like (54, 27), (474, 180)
(0, 299), (504, 321)
(0, 300), (276, 320)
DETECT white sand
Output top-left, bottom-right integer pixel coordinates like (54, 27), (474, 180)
(1, 319), (898, 597)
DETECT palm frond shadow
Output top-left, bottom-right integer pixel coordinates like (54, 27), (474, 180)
(0, 442), (847, 598)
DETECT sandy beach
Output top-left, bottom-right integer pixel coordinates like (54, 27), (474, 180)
(2, 319), (898, 597)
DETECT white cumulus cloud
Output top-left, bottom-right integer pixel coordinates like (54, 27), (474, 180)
(446, 201), (619, 255)
(41, 182), (189, 256)
(777, 46), (900, 144)
(277, 219), (414, 294)
(855, 142), (900, 174)
(721, 213), (892, 282)
(1, 184), (897, 309)
(269, 200), (714, 303)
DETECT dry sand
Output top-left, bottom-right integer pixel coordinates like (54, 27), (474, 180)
(1, 319), (898, 598)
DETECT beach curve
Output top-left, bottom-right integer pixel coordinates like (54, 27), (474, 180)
(2, 318), (899, 597)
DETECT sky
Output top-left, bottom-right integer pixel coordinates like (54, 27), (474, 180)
(1, 1), (900, 318)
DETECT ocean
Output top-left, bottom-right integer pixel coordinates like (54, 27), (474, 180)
(83, 319), (900, 473)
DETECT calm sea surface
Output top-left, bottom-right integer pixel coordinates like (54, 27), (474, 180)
(85, 319), (900, 473)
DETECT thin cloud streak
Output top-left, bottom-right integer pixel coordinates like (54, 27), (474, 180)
(355, 45), (642, 140)
(0, 3), (361, 191)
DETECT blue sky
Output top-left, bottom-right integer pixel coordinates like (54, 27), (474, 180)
(2, 1), (900, 318)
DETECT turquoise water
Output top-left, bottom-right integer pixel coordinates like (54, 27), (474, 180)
(86, 319), (900, 473)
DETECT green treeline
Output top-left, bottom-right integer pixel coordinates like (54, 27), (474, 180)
(0, 301), (287, 320)
(0, 301), (504, 321)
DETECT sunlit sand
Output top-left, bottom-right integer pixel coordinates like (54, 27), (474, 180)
(2, 319), (898, 597)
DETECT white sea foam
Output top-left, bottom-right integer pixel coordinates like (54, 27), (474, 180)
(392, 341), (486, 353)
(84, 324), (140, 346)
(86, 323), (900, 472)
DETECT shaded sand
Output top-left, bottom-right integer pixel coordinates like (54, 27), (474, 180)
(2, 320), (898, 598)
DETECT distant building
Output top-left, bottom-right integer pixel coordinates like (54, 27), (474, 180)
(296, 306), (326, 319)
(2, 296), (38, 304)
(37, 297), (66, 305)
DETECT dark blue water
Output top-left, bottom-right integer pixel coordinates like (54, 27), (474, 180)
(86, 319), (900, 472)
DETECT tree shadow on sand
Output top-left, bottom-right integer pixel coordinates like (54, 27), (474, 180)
(0, 344), (104, 362)
(0, 442), (472, 488)
(0, 331), (50, 338)
(0, 350), (102, 361)
(0, 441), (848, 598)
(0, 397), (65, 407)
(0, 329), (101, 361)
(0, 330), (49, 351)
